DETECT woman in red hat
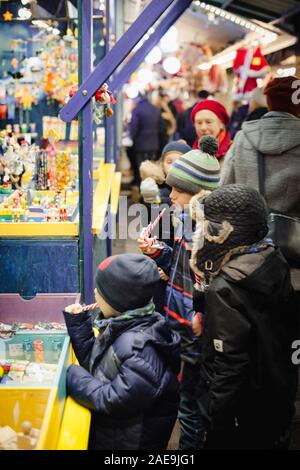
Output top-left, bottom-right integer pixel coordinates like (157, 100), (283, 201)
(191, 99), (232, 161)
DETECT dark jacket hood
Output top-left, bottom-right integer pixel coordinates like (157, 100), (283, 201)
(221, 247), (292, 303)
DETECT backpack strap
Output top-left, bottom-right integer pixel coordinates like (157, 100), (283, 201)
(257, 150), (266, 198)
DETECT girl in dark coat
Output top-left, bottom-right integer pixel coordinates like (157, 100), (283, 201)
(190, 184), (299, 449)
(63, 253), (180, 450)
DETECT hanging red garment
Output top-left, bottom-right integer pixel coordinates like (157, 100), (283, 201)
(233, 46), (269, 97)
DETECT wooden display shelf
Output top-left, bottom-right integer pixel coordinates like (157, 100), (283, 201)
(92, 162), (115, 235)
(0, 221), (79, 237)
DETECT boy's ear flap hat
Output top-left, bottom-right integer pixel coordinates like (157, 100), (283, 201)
(190, 184), (269, 284)
(95, 253), (161, 312)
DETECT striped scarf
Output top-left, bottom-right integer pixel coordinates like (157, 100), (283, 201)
(94, 301), (155, 329)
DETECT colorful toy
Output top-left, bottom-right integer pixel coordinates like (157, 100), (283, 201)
(17, 421), (40, 450)
(0, 190), (27, 222)
(67, 82), (116, 123)
(94, 83), (116, 121)
(0, 426), (17, 450)
(45, 129), (59, 190)
(35, 150), (48, 190)
(56, 151), (71, 190)
(0, 181), (12, 194)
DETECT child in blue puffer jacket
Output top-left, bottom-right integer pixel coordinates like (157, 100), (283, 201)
(138, 136), (221, 449)
(64, 253), (180, 450)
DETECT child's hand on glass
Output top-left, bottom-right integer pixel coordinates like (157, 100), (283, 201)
(64, 303), (84, 315)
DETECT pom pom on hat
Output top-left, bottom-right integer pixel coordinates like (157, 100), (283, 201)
(198, 135), (219, 156)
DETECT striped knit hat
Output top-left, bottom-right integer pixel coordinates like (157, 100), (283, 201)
(166, 136), (220, 194)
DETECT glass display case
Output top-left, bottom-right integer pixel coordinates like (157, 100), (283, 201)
(0, 294), (90, 450)
(0, 331), (69, 450)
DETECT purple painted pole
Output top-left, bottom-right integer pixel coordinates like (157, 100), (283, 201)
(105, 0), (112, 164)
(105, 0), (112, 257)
(60, 0), (175, 122)
(110, 0), (193, 94)
(79, 0), (94, 304)
(112, 0), (118, 165)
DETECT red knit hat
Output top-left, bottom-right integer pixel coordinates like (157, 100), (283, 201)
(264, 76), (300, 117)
(191, 99), (230, 126)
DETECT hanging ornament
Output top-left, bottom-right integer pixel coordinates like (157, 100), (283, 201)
(64, 85), (78, 105)
(65, 82), (116, 123)
(3, 11), (13, 21)
(94, 83), (116, 117)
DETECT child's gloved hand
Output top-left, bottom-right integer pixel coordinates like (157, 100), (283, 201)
(140, 177), (160, 204)
(192, 312), (203, 337)
(64, 303), (83, 315)
(137, 237), (158, 255)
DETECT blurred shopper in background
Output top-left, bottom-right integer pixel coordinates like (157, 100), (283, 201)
(177, 90), (210, 147)
(153, 89), (177, 156)
(129, 92), (161, 200)
(244, 86), (268, 122)
(191, 99), (232, 162)
(228, 99), (249, 139)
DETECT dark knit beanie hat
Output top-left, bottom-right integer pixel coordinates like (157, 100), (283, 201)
(264, 76), (300, 117)
(161, 140), (191, 159)
(166, 136), (220, 194)
(95, 253), (160, 312)
(190, 184), (269, 283)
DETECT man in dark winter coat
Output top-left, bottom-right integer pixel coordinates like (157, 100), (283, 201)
(63, 253), (180, 450)
(190, 184), (299, 449)
(129, 93), (161, 187)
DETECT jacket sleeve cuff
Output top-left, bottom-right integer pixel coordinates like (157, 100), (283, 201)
(149, 249), (163, 259)
(63, 310), (90, 326)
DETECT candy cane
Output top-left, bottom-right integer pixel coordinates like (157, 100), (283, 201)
(140, 209), (166, 248)
(143, 208), (166, 238)
(82, 303), (98, 311)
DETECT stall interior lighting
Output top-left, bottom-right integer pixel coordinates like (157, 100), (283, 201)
(18, 7), (32, 19)
(193, 1), (266, 34)
(193, 1), (283, 70)
(277, 67), (296, 77)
